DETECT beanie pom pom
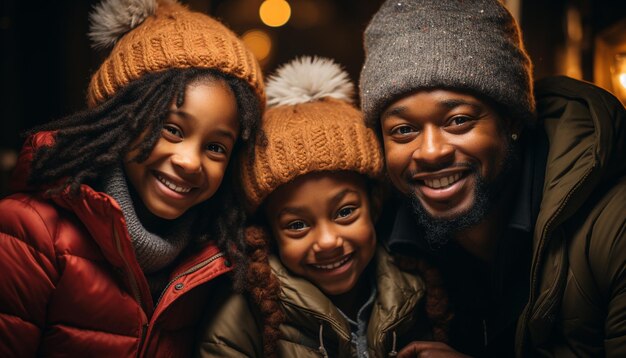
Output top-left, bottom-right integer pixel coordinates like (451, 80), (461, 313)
(88, 0), (170, 49)
(266, 56), (354, 107)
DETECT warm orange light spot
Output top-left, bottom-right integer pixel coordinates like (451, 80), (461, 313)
(619, 73), (626, 89)
(259, 0), (291, 27)
(242, 29), (272, 62)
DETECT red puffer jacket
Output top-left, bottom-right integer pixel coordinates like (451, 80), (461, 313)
(0, 132), (233, 357)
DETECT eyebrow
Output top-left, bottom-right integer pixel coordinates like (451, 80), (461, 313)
(328, 188), (357, 208)
(439, 98), (481, 111)
(278, 206), (307, 217)
(381, 97), (482, 121)
(212, 128), (237, 143)
(381, 106), (408, 122)
(277, 188), (359, 218)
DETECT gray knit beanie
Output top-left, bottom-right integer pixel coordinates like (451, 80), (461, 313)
(360, 0), (535, 127)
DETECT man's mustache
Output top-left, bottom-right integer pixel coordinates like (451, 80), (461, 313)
(405, 162), (476, 182)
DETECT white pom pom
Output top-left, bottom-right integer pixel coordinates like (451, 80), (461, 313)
(266, 56), (355, 107)
(88, 0), (166, 49)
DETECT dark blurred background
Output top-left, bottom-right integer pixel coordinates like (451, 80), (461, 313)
(2, 0), (626, 197)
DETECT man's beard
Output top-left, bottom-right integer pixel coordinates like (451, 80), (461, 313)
(408, 141), (518, 249)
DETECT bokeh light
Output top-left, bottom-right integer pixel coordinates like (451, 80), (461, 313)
(242, 29), (272, 62)
(259, 0), (291, 28)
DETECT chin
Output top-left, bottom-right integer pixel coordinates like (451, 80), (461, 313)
(418, 199), (475, 221)
(147, 204), (185, 220)
(322, 279), (357, 296)
(425, 205), (473, 221)
(321, 286), (350, 296)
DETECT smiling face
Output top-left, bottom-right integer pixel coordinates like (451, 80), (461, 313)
(264, 171), (377, 296)
(381, 89), (516, 239)
(124, 79), (239, 220)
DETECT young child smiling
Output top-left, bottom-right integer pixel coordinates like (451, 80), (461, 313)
(198, 57), (451, 357)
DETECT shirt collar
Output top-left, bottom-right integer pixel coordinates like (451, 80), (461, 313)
(508, 126), (547, 233)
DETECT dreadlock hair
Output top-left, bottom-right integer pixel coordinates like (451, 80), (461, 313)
(393, 255), (454, 343)
(244, 225), (285, 358)
(27, 66), (262, 285)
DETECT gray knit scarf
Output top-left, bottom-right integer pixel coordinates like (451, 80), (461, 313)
(102, 167), (196, 275)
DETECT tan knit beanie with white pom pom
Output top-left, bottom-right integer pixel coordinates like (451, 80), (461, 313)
(86, 0), (264, 108)
(240, 56), (383, 212)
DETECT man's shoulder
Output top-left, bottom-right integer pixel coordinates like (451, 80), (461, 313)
(533, 76), (626, 220)
(534, 76), (625, 133)
(534, 76), (623, 106)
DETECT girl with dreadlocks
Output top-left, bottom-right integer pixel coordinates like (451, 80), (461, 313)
(198, 57), (453, 357)
(0, 0), (263, 356)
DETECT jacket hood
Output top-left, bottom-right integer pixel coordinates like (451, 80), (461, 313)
(10, 131), (57, 193)
(533, 76), (626, 249)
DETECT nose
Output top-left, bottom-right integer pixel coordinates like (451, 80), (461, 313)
(312, 224), (344, 253)
(171, 146), (202, 174)
(412, 125), (454, 167)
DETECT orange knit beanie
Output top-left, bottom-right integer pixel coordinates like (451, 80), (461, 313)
(241, 57), (383, 212)
(86, 0), (264, 108)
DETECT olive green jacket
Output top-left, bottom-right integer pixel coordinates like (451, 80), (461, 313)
(197, 247), (430, 357)
(516, 77), (626, 357)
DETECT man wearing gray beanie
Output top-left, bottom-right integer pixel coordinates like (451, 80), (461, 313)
(360, 0), (626, 357)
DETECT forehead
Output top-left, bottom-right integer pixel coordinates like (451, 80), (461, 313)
(178, 81), (239, 128)
(264, 172), (368, 212)
(383, 89), (497, 118)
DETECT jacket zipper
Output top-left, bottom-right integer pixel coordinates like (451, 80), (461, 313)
(282, 302), (351, 341)
(154, 251), (226, 308)
(138, 251), (226, 357)
(520, 166), (594, 348)
(377, 311), (414, 354)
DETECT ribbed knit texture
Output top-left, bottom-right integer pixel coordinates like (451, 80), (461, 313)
(241, 97), (383, 211)
(360, 0), (534, 127)
(87, 1), (264, 107)
(102, 166), (194, 274)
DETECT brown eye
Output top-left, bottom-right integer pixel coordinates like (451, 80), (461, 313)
(450, 116), (472, 126)
(206, 143), (226, 154)
(163, 125), (183, 138)
(336, 206), (355, 219)
(394, 125), (415, 135)
(287, 220), (307, 231)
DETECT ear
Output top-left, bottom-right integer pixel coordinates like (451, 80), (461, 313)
(499, 114), (525, 142)
(511, 117), (526, 138)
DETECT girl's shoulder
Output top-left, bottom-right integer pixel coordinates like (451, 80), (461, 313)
(0, 191), (70, 258)
(9, 131), (55, 193)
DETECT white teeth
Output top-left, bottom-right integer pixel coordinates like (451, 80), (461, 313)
(313, 255), (351, 270)
(424, 173), (462, 189)
(157, 174), (191, 193)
